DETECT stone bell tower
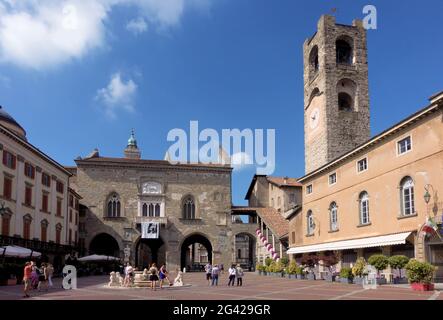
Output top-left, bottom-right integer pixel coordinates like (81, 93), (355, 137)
(303, 15), (370, 174)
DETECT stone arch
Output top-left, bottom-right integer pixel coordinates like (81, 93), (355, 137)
(336, 35), (354, 64)
(234, 232), (256, 270)
(309, 45), (319, 77)
(180, 233), (213, 271)
(89, 232), (120, 257)
(134, 235), (167, 269)
(337, 78), (357, 111)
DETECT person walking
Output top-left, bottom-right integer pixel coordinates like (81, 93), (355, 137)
(211, 264), (220, 286)
(46, 263), (54, 289)
(149, 263), (159, 291)
(227, 265), (236, 286)
(23, 262), (32, 298)
(204, 262), (212, 286)
(30, 261), (39, 290)
(236, 264), (244, 286)
(159, 264), (173, 288)
(37, 263), (48, 291)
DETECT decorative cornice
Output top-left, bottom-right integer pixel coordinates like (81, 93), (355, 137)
(51, 174), (58, 181)
(17, 155), (25, 162)
(36, 166), (42, 173)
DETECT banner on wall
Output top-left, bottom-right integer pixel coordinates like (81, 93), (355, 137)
(142, 222), (159, 239)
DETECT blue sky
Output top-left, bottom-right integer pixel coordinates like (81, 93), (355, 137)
(0, 0), (442, 205)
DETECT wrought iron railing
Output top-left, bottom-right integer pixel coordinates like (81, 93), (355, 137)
(0, 235), (77, 254)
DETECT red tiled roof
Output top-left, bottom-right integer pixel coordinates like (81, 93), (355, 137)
(266, 176), (302, 187)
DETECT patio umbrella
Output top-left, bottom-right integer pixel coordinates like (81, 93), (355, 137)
(0, 245), (41, 258)
(78, 254), (120, 262)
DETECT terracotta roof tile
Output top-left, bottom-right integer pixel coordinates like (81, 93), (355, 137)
(266, 176), (302, 187)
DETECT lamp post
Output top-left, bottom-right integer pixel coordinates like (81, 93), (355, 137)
(424, 184), (433, 205)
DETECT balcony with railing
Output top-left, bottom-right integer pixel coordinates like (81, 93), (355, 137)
(134, 215), (168, 226)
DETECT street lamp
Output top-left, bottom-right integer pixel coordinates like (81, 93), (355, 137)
(424, 184), (434, 204)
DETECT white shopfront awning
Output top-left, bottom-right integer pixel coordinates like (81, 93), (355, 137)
(287, 232), (412, 254)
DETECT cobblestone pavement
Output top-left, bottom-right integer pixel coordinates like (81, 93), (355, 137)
(0, 272), (441, 300)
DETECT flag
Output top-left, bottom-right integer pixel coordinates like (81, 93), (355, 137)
(142, 222), (159, 239)
(422, 217), (438, 236)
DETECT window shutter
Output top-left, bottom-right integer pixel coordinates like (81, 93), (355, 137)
(12, 155), (16, 170)
(2, 151), (6, 166)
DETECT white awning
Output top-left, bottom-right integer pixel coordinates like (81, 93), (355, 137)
(287, 232), (412, 254)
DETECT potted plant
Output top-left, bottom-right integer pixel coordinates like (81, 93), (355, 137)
(295, 266), (305, 279)
(368, 254), (389, 285)
(287, 261), (297, 279)
(352, 257), (367, 285)
(405, 259), (436, 291)
(301, 253), (319, 280)
(339, 267), (354, 284)
(389, 255), (410, 284)
(256, 264), (264, 276)
(320, 252), (339, 282)
(274, 261), (285, 278)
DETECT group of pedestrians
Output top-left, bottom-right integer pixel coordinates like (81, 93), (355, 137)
(123, 262), (173, 290)
(205, 263), (244, 287)
(22, 261), (54, 298)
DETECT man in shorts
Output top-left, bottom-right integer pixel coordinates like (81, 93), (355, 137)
(23, 262), (32, 298)
(204, 262), (212, 286)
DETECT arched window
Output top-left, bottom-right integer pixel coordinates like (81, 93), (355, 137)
(336, 38), (353, 64)
(359, 192), (370, 225)
(329, 202), (338, 231)
(309, 45), (319, 73)
(142, 203), (148, 217)
(149, 203), (154, 217)
(155, 204), (160, 217)
(107, 194), (121, 217)
(183, 196), (196, 219)
(307, 210), (315, 235)
(400, 177), (415, 216)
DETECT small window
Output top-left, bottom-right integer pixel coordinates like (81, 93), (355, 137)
(3, 177), (12, 200)
(306, 184), (313, 195)
(56, 198), (62, 216)
(357, 158), (368, 172)
(291, 231), (295, 244)
(329, 173), (337, 185)
(336, 39), (353, 65)
(42, 173), (51, 188)
(42, 194), (49, 213)
(398, 136), (412, 155)
(2, 150), (16, 170)
(25, 186), (32, 206)
(56, 181), (64, 194)
(69, 195), (74, 207)
(24, 163), (35, 179)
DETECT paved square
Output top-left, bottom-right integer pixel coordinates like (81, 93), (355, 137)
(0, 272), (441, 300)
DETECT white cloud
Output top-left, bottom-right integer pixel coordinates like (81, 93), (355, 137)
(0, 0), (212, 70)
(231, 152), (253, 171)
(126, 17), (148, 35)
(95, 72), (137, 119)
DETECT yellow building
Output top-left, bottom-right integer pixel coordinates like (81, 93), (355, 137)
(288, 92), (443, 280)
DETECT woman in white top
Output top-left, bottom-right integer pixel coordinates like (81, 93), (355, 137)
(227, 265), (236, 286)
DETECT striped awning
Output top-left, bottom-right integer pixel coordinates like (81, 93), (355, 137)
(287, 232), (412, 254)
